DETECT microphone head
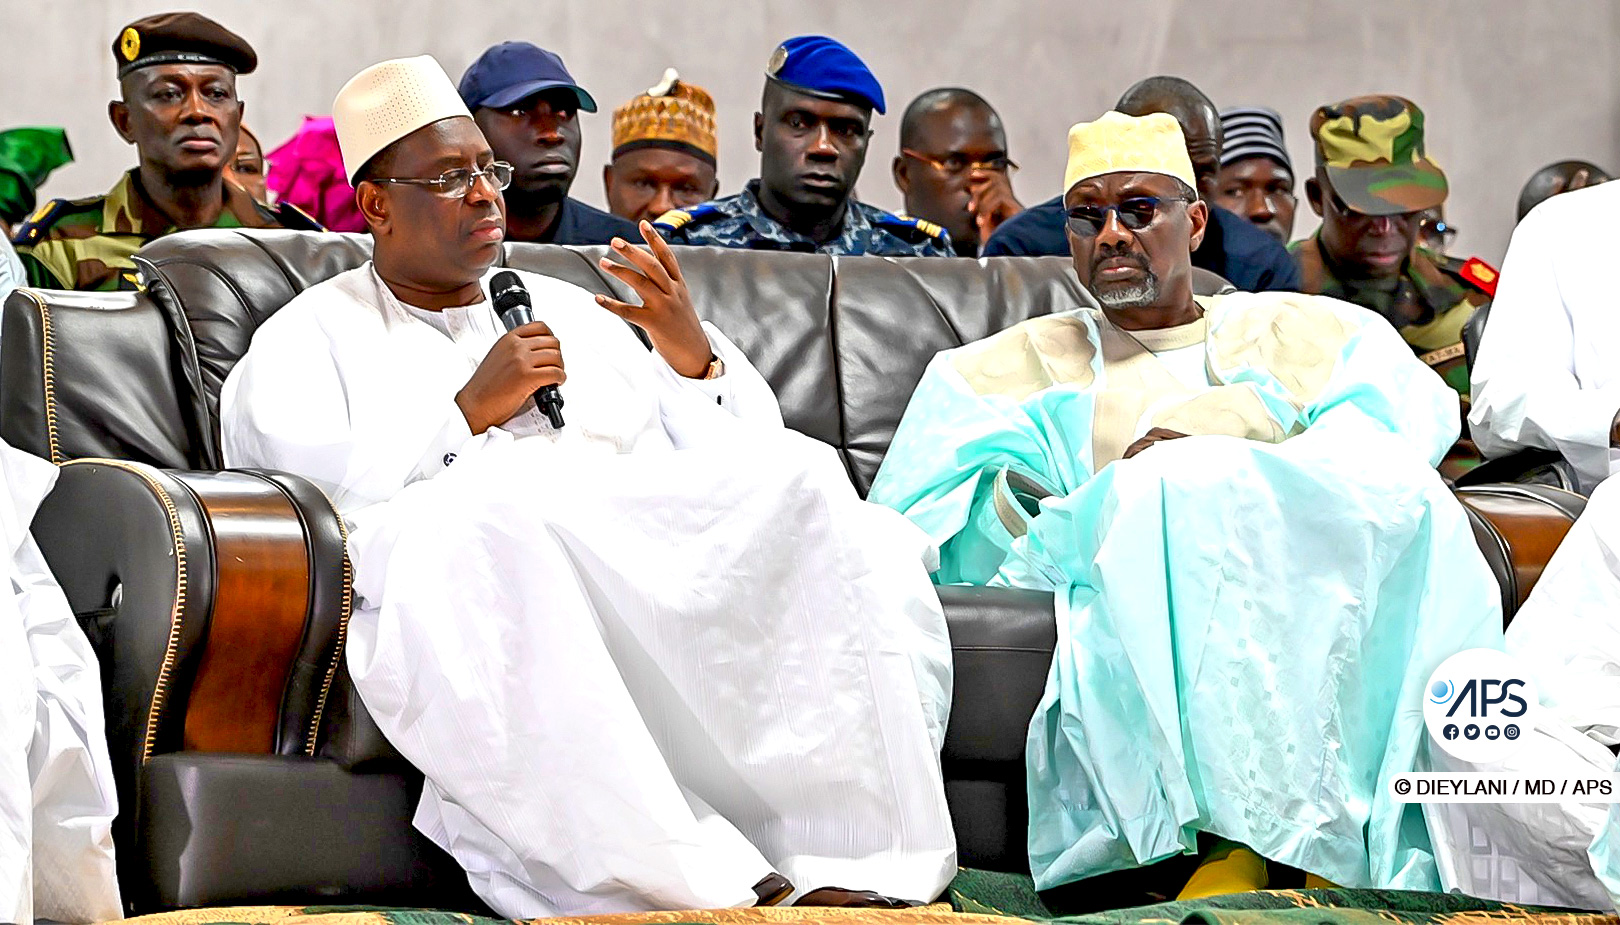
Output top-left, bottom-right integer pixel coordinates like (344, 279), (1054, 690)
(490, 270), (530, 312)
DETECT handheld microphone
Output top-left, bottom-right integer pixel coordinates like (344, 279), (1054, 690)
(490, 271), (565, 430)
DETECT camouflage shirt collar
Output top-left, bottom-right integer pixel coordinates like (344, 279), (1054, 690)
(739, 179), (869, 248)
(1296, 232), (1466, 313)
(101, 168), (274, 236)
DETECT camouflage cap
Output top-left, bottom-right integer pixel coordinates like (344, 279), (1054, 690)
(1310, 95), (1447, 216)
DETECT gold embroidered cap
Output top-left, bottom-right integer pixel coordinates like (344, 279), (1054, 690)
(611, 69), (718, 165)
(1064, 111), (1196, 194)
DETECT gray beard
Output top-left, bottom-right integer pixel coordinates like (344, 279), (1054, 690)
(1095, 271), (1162, 310)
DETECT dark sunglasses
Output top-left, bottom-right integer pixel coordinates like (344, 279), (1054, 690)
(1065, 196), (1190, 237)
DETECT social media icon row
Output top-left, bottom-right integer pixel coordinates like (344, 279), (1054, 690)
(1441, 723), (1521, 741)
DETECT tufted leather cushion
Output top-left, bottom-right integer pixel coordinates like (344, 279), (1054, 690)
(137, 233), (855, 469)
(135, 233), (373, 467)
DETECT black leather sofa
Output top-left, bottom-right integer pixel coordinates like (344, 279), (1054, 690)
(0, 230), (1582, 913)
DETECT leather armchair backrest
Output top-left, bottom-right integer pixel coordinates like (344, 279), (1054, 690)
(500, 245), (844, 451)
(19, 229), (1242, 483)
(836, 256), (1095, 493)
(137, 231), (1096, 486)
(137, 231), (375, 466)
(1, 287), (199, 467)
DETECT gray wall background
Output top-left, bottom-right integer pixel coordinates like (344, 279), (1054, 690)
(4, 0), (1617, 263)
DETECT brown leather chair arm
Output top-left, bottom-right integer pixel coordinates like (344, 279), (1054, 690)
(30, 460), (353, 891)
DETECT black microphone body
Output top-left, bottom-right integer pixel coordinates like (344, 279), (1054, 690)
(489, 271), (566, 429)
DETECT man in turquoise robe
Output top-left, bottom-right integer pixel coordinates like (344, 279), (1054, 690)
(870, 112), (1501, 893)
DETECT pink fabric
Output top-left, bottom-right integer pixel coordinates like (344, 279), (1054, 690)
(266, 115), (366, 233)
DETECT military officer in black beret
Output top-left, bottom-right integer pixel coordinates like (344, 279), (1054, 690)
(12, 11), (319, 291)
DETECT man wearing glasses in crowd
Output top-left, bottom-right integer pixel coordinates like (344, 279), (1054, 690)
(983, 77), (1301, 294)
(657, 35), (950, 256)
(891, 88), (1024, 257)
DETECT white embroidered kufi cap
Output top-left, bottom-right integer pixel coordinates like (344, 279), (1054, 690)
(333, 55), (472, 183)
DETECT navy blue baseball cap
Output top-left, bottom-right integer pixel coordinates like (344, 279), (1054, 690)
(458, 42), (598, 112)
(765, 35), (884, 114)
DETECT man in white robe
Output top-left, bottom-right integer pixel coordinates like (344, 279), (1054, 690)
(220, 56), (955, 919)
(0, 439), (121, 925)
(1470, 180), (1620, 493)
(1420, 478), (1620, 909)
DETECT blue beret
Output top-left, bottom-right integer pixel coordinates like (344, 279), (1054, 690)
(766, 35), (884, 115)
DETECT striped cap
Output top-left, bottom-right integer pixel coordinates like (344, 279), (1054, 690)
(1219, 106), (1290, 174)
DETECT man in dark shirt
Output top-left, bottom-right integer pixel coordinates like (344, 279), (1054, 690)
(983, 77), (1299, 293)
(892, 88), (1024, 257)
(458, 42), (637, 245)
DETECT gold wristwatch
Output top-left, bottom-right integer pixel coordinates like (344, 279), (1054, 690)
(700, 354), (725, 380)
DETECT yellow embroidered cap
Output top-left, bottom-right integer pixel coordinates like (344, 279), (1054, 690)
(611, 69), (718, 166)
(1063, 111), (1196, 195)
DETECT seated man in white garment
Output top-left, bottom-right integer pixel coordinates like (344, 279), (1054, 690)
(1470, 179), (1620, 494)
(219, 56), (955, 918)
(869, 112), (1498, 897)
(0, 439), (121, 925)
(1435, 479), (1620, 909)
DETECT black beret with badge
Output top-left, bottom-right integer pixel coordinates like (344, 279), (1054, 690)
(114, 11), (258, 79)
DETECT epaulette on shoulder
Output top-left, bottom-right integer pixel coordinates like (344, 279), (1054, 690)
(881, 212), (949, 243)
(652, 202), (722, 232)
(1456, 256), (1499, 298)
(10, 197), (81, 246)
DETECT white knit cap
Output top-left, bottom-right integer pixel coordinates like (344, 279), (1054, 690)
(333, 55), (472, 183)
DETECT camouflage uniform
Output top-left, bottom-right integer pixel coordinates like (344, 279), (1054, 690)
(1292, 94), (1502, 400)
(1296, 94), (1497, 477)
(10, 169), (316, 291)
(654, 181), (951, 256)
(1292, 236), (1493, 399)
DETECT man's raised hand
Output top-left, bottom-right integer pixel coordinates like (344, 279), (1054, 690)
(596, 220), (714, 378)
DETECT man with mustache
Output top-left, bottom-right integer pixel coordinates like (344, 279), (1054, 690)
(1290, 96), (1494, 405)
(656, 36), (949, 256)
(983, 77), (1301, 294)
(872, 111), (1496, 898)
(222, 55), (955, 918)
(11, 12), (316, 291)
(458, 42), (638, 246)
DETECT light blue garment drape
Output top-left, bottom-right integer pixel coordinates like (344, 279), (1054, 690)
(870, 294), (1502, 890)
(1589, 755), (1620, 911)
